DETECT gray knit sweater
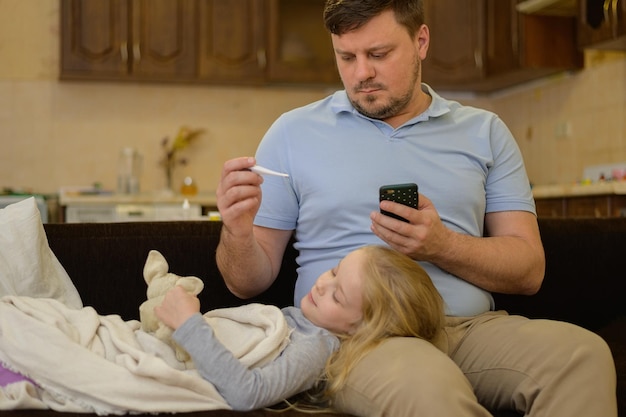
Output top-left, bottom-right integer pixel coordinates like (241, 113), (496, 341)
(173, 306), (340, 411)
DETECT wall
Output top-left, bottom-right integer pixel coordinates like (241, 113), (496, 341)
(0, 0), (333, 195)
(1, 0), (625, 195)
(492, 51), (626, 186)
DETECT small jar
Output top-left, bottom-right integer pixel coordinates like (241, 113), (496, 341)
(180, 176), (198, 196)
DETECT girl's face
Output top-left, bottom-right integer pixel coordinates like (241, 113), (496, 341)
(300, 249), (365, 335)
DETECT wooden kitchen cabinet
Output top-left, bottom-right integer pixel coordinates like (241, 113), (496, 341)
(565, 196), (612, 217)
(197, 0), (339, 85)
(197, 0), (267, 84)
(578, 0), (626, 50)
(61, 0), (197, 81)
(61, 0), (583, 90)
(535, 195), (626, 217)
(266, 0), (339, 84)
(422, 0), (583, 93)
(62, 0), (339, 86)
(422, 0), (486, 86)
(199, 0), (339, 85)
(60, 0), (128, 79)
(535, 197), (567, 217)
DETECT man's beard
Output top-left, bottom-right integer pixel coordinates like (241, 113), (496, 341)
(349, 56), (421, 120)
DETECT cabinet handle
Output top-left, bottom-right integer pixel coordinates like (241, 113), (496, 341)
(133, 43), (141, 61)
(611, 0), (619, 37)
(604, 0), (612, 26)
(120, 42), (128, 62)
(511, 22), (519, 57)
(474, 49), (483, 70)
(257, 49), (267, 69)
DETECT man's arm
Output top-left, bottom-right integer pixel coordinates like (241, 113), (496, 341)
(373, 196), (545, 295)
(217, 225), (293, 299)
(431, 210), (544, 295)
(215, 156), (294, 299)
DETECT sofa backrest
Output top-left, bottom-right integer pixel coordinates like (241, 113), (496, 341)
(493, 217), (626, 331)
(44, 217), (626, 330)
(44, 221), (299, 320)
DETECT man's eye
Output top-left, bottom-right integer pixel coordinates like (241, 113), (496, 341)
(371, 52), (387, 59)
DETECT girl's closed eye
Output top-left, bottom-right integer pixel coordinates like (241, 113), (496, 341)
(332, 291), (341, 304)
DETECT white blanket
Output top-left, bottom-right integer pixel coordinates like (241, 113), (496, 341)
(0, 197), (82, 308)
(0, 296), (290, 415)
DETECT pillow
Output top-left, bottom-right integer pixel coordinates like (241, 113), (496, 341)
(0, 197), (82, 308)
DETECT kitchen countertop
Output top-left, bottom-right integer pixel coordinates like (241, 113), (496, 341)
(532, 181), (626, 198)
(59, 190), (217, 207)
(59, 184), (626, 204)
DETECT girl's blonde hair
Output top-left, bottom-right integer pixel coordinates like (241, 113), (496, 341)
(323, 245), (444, 398)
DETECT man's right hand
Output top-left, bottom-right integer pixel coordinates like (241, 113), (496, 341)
(216, 157), (264, 238)
(215, 156), (294, 299)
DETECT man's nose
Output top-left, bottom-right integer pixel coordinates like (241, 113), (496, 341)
(354, 58), (375, 81)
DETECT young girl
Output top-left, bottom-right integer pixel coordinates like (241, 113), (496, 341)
(156, 244), (444, 411)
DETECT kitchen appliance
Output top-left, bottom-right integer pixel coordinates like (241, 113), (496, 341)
(117, 147), (142, 194)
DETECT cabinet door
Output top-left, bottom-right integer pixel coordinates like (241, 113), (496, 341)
(422, 0), (486, 85)
(197, 0), (267, 84)
(578, 0), (626, 50)
(565, 196), (611, 217)
(484, 0), (520, 75)
(61, 0), (130, 79)
(610, 195), (626, 217)
(61, 0), (196, 81)
(535, 198), (566, 217)
(266, 0), (340, 84)
(131, 0), (197, 79)
(422, 0), (581, 92)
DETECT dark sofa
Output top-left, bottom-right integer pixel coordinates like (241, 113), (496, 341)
(5, 217), (624, 417)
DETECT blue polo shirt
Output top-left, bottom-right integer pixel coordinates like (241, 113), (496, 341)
(254, 84), (535, 316)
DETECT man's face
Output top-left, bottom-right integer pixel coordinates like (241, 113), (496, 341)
(331, 9), (429, 124)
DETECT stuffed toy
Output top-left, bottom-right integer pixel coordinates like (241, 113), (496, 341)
(139, 249), (204, 364)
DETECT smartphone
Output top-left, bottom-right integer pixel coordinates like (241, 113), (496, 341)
(379, 183), (419, 222)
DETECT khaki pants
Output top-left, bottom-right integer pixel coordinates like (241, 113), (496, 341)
(333, 311), (617, 417)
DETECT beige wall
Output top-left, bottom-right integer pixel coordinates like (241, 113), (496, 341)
(492, 51), (626, 186)
(0, 0), (333, 194)
(1, 0), (625, 195)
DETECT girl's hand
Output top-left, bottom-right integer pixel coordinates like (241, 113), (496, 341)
(154, 286), (201, 330)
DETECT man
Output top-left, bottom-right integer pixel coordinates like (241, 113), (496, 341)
(215, 0), (617, 416)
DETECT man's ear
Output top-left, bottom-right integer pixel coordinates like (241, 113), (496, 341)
(416, 24), (429, 60)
